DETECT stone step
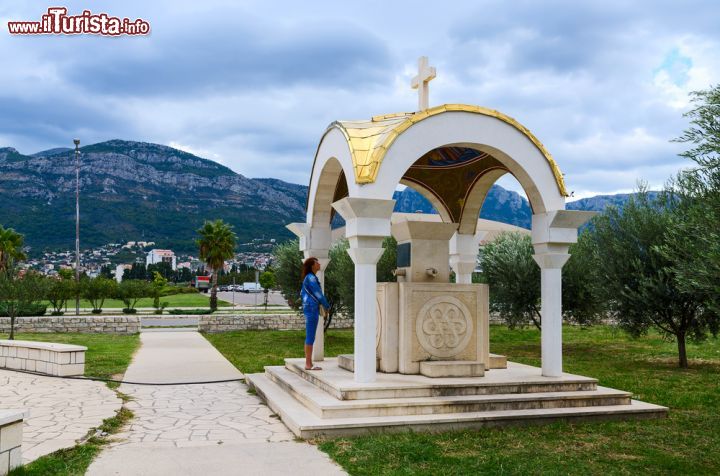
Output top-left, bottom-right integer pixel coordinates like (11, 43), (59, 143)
(489, 353), (507, 369)
(266, 366), (631, 419)
(419, 360), (485, 378)
(246, 372), (668, 439)
(338, 353), (508, 372)
(284, 358), (598, 400)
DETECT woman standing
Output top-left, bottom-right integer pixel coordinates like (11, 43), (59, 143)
(301, 257), (330, 370)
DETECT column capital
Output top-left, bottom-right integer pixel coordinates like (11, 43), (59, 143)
(347, 246), (385, 266)
(532, 252), (571, 270)
(286, 222), (331, 258)
(531, 210), (597, 246)
(331, 197), (394, 240)
(449, 230), (486, 255)
(449, 231), (486, 284)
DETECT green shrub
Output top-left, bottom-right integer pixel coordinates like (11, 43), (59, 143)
(168, 308), (213, 315)
(160, 286), (199, 296)
(0, 302), (47, 317)
(122, 308), (137, 314)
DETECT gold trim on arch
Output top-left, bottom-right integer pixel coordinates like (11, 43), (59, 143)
(322, 104), (568, 197)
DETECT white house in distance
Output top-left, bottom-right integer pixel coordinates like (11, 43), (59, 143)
(114, 264), (132, 283)
(146, 249), (177, 270)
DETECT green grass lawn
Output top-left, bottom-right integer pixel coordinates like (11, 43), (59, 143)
(3, 332), (140, 475)
(204, 329), (354, 374)
(204, 325), (720, 475)
(42, 292), (232, 310)
(10, 408), (133, 476)
(1, 332), (140, 384)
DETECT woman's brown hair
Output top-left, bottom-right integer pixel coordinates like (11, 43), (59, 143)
(301, 257), (318, 281)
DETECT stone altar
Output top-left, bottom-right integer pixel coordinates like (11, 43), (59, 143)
(339, 219), (504, 378)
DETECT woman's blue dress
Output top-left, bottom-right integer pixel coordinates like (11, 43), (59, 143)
(301, 273), (330, 345)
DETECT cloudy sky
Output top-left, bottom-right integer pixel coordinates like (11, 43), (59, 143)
(1, 0), (718, 199)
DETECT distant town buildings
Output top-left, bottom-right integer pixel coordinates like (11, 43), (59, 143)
(21, 237), (277, 278)
(123, 241), (155, 249)
(146, 249), (177, 270)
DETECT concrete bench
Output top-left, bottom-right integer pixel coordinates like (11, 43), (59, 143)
(0, 340), (86, 376)
(0, 410), (26, 476)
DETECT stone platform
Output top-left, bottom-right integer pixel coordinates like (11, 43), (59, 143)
(246, 358), (667, 438)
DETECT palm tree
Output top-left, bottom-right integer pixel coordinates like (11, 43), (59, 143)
(0, 226), (26, 272)
(196, 220), (237, 311)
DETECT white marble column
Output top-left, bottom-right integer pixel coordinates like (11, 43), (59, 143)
(449, 231), (486, 284)
(532, 251), (570, 377)
(531, 210), (596, 377)
(332, 197), (394, 383)
(312, 257), (331, 360)
(287, 223), (332, 361)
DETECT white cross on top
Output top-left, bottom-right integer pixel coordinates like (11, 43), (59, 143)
(411, 56), (436, 111)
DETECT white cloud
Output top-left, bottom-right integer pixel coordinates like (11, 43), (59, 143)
(1, 0), (719, 196)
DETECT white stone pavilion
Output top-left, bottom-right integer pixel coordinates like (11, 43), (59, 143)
(248, 57), (667, 436)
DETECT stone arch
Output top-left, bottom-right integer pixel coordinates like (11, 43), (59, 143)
(398, 179), (452, 223)
(366, 111), (566, 215)
(306, 128), (355, 227)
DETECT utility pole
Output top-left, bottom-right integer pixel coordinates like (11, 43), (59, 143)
(74, 139), (81, 316)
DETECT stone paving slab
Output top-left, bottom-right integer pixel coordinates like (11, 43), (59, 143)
(122, 330), (243, 384)
(87, 441), (346, 475)
(0, 369), (122, 464)
(109, 382), (294, 447)
(88, 331), (346, 475)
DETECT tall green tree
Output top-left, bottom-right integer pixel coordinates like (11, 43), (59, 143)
(0, 271), (48, 339)
(116, 279), (150, 313)
(272, 239), (303, 309)
(150, 271), (169, 313)
(324, 237), (397, 322)
(81, 277), (117, 313)
(480, 232), (541, 330)
(587, 191), (716, 368)
(479, 231), (604, 330)
(665, 84), (720, 315)
(271, 237), (396, 326)
(0, 226), (26, 272)
(259, 270), (276, 311)
(196, 219), (237, 311)
(46, 277), (77, 315)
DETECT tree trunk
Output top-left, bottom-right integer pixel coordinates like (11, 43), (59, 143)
(9, 314), (15, 340)
(210, 272), (218, 311)
(530, 306), (542, 331)
(677, 332), (688, 369)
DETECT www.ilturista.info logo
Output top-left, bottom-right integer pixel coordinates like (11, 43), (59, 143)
(8, 7), (150, 36)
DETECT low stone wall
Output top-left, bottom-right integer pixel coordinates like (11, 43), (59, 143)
(0, 410), (24, 475)
(199, 313), (354, 333)
(0, 316), (140, 334)
(0, 340), (86, 376)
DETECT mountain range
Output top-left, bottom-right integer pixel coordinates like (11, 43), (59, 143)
(0, 140), (646, 255)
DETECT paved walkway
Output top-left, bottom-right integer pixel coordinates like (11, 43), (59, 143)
(88, 330), (345, 475)
(0, 369), (122, 464)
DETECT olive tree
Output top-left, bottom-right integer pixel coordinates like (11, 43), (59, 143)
(587, 191), (716, 368)
(479, 231), (604, 330)
(116, 279), (150, 314)
(0, 271), (48, 339)
(81, 277), (117, 314)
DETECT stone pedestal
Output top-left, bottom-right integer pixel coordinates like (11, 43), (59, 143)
(376, 282), (491, 376)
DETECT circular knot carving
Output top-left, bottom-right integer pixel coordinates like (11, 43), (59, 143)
(416, 296), (473, 358)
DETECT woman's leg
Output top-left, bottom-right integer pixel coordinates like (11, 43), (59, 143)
(305, 344), (313, 369)
(304, 310), (320, 369)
